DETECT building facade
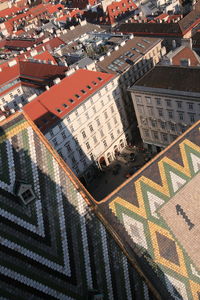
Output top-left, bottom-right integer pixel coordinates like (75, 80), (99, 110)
(97, 36), (166, 141)
(129, 65), (200, 152)
(24, 69), (129, 183)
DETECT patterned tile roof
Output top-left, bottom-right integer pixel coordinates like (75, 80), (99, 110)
(98, 121), (200, 299)
(0, 112), (154, 299)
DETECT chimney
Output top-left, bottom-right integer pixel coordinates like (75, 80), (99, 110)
(8, 60), (17, 67)
(53, 78), (61, 84)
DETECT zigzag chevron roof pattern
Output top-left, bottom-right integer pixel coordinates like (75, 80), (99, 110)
(0, 113), (154, 299)
(99, 121), (200, 300)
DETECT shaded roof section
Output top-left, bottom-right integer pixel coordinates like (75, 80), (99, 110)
(23, 69), (114, 129)
(116, 22), (182, 36)
(97, 36), (161, 73)
(130, 65), (200, 93)
(97, 120), (200, 299)
(0, 111), (155, 299)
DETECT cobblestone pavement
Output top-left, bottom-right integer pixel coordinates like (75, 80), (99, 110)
(87, 147), (155, 201)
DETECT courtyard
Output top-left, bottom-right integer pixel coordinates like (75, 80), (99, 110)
(87, 146), (156, 201)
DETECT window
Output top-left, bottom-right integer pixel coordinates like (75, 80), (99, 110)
(49, 129), (54, 136)
(66, 115), (70, 122)
(104, 111), (108, 119)
(135, 95), (142, 103)
(79, 148), (84, 157)
(110, 132), (114, 140)
(189, 114), (195, 123)
(162, 133), (168, 142)
(61, 131), (67, 140)
(160, 121), (165, 130)
(70, 125), (74, 133)
(93, 135), (97, 144)
(103, 140), (107, 148)
(170, 123), (175, 131)
(83, 103), (86, 111)
(71, 156), (76, 164)
(168, 111), (173, 119)
(176, 101), (182, 109)
(113, 117), (117, 124)
(56, 108), (62, 113)
(9, 93), (13, 98)
(96, 118), (100, 126)
(21, 189), (34, 204)
(52, 138), (58, 147)
(137, 105), (145, 114)
(110, 105), (114, 113)
(17, 88), (21, 94)
(87, 85), (92, 90)
(143, 129), (149, 137)
(65, 143), (72, 152)
(166, 99), (171, 107)
(63, 103), (68, 108)
(82, 131), (86, 138)
(69, 99), (74, 103)
(92, 106), (96, 114)
(156, 98), (161, 105)
(153, 131), (159, 140)
(75, 110), (79, 117)
(85, 112), (89, 120)
(151, 119), (157, 127)
(1, 98), (5, 103)
(107, 122), (111, 130)
(86, 142), (90, 150)
(158, 108), (163, 117)
(92, 81), (97, 86)
(98, 91), (101, 98)
(89, 124), (94, 132)
(145, 97), (151, 104)
(58, 123), (63, 130)
(81, 89), (86, 94)
(148, 107), (154, 116)
(75, 94), (80, 99)
(101, 100), (104, 107)
(178, 112), (184, 121)
(188, 103), (193, 110)
(100, 129), (104, 137)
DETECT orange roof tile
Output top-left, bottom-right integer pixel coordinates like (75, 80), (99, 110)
(172, 47), (200, 66)
(24, 69), (115, 128)
(33, 51), (57, 64)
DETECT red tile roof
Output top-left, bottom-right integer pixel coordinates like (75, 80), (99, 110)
(46, 3), (64, 14)
(57, 9), (83, 21)
(33, 50), (57, 64)
(0, 6), (23, 18)
(172, 47), (200, 66)
(5, 37), (44, 50)
(107, 0), (137, 24)
(24, 69), (115, 130)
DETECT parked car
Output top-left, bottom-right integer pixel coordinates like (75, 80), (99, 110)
(112, 164), (121, 175)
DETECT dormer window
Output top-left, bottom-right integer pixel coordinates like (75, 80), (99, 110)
(56, 108), (62, 113)
(69, 99), (74, 103)
(87, 85), (92, 90)
(63, 103), (68, 108)
(14, 182), (36, 205)
(81, 89), (86, 94)
(75, 94), (80, 99)
(92, 81), (97, 86)
(97, 77), (103, 81)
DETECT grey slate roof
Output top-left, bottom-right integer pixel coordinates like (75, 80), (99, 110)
(0, 112), (155, 299)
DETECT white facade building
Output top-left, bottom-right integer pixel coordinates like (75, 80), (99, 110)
(129, 65), (200, 153)
(24, 69), (129, 182)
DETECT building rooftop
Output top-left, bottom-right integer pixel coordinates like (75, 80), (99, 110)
(130, 65), (200, 93)
(97, 121), (200, 299)
(167, 46), (200, 66)
(0, 112), (154, 299)
(97, 36), (161, 74)
(23, 69), (114, 131)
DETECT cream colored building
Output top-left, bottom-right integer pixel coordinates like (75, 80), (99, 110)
(129, 65), (200, 153)
(24, 69), (129, 183)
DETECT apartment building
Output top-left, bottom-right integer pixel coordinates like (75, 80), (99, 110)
(97, 36), (165, 141)
(24, 69), (129, 182)
(129, 65), (200, 152)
